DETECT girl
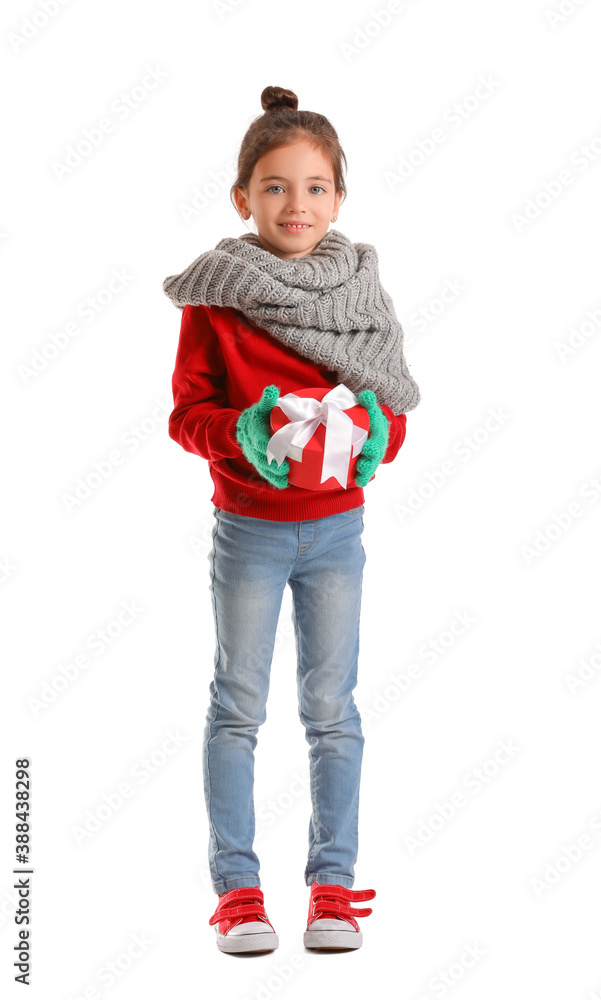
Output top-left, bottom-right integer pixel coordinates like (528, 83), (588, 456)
(163, 85), (420, 954)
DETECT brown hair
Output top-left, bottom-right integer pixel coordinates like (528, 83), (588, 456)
(230, 86), (348, 211)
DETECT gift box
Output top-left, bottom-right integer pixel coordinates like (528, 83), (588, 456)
(267, 384), (375, 491)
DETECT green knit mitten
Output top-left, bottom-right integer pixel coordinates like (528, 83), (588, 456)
(236, 385), (290, 489)
(354, 389), (390, 487)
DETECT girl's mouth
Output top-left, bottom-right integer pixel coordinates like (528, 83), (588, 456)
(279, 223), (311, 233)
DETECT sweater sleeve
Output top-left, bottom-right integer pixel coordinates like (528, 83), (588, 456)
(379, 404), (407, 464)
(168, 304), (242, 461)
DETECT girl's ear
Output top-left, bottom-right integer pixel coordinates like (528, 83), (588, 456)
(233, 186), (249, 219)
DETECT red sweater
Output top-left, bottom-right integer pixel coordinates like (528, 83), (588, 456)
(168, 303), (407, 521)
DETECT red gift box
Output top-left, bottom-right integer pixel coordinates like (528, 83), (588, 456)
(267, 385), (374, 491)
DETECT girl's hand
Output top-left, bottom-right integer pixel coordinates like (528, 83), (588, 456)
(236, 385), (290, 489)
(354, 390), (390, 487)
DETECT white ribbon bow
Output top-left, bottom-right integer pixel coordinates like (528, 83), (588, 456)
(266, 384), (367, 489)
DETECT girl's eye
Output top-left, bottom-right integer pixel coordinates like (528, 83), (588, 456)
(265, 185), (325, 194)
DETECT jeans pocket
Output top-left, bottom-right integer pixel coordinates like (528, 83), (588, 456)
(344, 505), (365, 515)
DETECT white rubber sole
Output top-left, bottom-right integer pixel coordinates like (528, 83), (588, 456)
(303, 918), (363, 950)
(215, 921), (279, 954)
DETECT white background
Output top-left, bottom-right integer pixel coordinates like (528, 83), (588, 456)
(2, 0), (601, 996)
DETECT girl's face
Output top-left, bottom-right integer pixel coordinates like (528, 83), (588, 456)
(235, 138), (342, 260)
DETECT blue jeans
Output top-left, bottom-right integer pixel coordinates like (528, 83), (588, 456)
(204, 505), (367, 894)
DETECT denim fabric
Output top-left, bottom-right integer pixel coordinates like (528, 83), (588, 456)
(204, 505), (367, 894)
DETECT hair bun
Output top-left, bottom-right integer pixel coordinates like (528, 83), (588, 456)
(261, 86), (298, 113)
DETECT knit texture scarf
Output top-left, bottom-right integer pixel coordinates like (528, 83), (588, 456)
(162, 228), (420, 415)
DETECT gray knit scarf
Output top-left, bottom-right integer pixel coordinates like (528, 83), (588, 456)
(162, 228), (420, 415)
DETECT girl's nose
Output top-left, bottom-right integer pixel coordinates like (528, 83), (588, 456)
(284, 188), (306, 211)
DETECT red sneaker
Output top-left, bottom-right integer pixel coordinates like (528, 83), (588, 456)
(209, 885), (279, 953)
(304, 881), (376, 950)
